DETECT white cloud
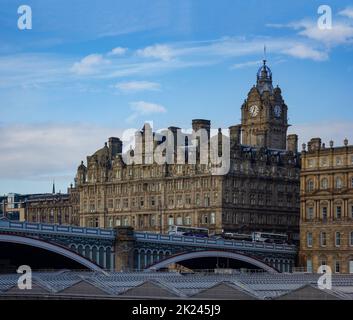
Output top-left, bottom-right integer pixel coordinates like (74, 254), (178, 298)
(339, 7), (353, 19)
(231, 60), (263, 69)
(127, 101), (166, 122)
(71, 54), (110, 75)
(268, 19), (353, 48)
(289, 121), (353, 147)
(296, 21), (353, 47)
(115, 80), (160, 92)
(108, 47), (128, 56)
(281, 43), (328, 61)
(136, 44), (175, 61)
(0, 123), (123, 183)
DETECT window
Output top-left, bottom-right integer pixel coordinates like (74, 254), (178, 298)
(320, 158), (327, 167)
(350, 232), (353, 246)
(335, 177), (343, 189)
(185, 216), (191, 225)
(335, 261), (340, 273)
(351, 205), (353, 218)
(351, 178), (353, 188)
(176, 216), (183, 225)
(321, 178), (328, 190)
(202, 214), (208, 224)
(204, 194), (210, 207)
(307, 179), (314, 192)
(320, 232), (327, 246)
(210, 212), (216, 224)
(306, 207), (314, 220)
(168, 216), (174, 226)
(307, 232), (313, 247)
(336, 206), (342, 219)
(322, 207), (328, 221)
(307, 259), (313, 273)
(335, 232), (341, 246)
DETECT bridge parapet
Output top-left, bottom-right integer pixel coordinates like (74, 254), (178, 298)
(0, 220), (115, 239)
(134, 232), (297, 254)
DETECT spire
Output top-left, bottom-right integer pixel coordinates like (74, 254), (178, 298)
(256, 56), (273, 94)
(52, 180), (56, 194)
(263, 44), (267, 63)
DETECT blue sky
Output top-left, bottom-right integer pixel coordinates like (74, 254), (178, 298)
(0, 0), (353, 194)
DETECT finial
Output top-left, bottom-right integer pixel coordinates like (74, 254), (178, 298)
(344, 138), (348, 146)
(263, 44), (267, 64)
(302, 143), (306, 151)
(329, 140), (334, 148)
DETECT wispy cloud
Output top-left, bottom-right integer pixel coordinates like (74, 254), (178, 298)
(0, 122), (123, 182)
(231, 60), (263, 69)
(115, 80), (161, 92)
(71, 54), (111, 75)
(289, 121), (353, 147)
(127, 101), (166, 122)
(339, 7), (353, 19)
(136, 44), (175, 61)
(108, 47), (128, 56)
(281, 43), (328, 61)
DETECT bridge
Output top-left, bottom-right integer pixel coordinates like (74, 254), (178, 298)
(0, 221), (297, 273)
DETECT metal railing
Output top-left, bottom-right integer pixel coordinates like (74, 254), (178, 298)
(0, 220), (115, 239)
(134, 232), (297, 253)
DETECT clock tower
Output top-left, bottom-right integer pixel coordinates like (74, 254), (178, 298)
(241, 60), (289, 150)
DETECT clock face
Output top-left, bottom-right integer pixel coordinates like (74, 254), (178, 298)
(274, 105), (282, 117)
(249, 105), (259, 117)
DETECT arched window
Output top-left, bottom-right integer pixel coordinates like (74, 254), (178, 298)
(210, 212), (216, 224)
(335, 205), (342, 219)
(335, 177), (343, 189)
(307, 179), (314, 192)
(203, 214), (208, 224)
(306, 207), (314, 220)
(185, 216), (191, 225)
(321, 178), (328, 190)
(176, 216), (183, 225)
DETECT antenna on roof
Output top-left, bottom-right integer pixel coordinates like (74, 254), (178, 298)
(263, 44), (267, 64)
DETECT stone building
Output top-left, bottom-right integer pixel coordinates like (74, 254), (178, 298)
(74, 61), (300, 240)
(4, 187), (80, 226)
(299, 138), (353, 273)
(25, 188), (79, 225)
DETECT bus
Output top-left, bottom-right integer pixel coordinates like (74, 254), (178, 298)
(168, 226), (209, 238)
(222, 232), (252, 241)
(252, 232), (288, 244)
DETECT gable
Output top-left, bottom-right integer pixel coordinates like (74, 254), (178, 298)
(277, 285), (341, 300)
(58, 280), (110, 296)
(120, 281), (177, 298)
(193, 283), (257, 300)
